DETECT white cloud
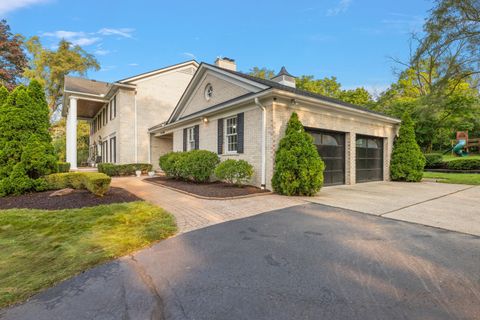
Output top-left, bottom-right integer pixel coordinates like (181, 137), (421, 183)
(94, 49), (110, 56)
(42, 30), (101, 46)
(0, 0), (50, 15)
(128, 63), (139, 66)
(326, 0), (352, 16)
(98, 28), (134, 38)
(182, 52), (196, 60)
(100, 65), (116, 72)
(381, 13), (424, 34)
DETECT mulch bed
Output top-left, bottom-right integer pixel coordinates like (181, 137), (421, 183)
(0, 187), (142, 210)
(146, 176), (270, 198)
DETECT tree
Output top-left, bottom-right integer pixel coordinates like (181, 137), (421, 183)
(390, 112), (426, 182)
(248, 66), (275, 79)
(0, 20), (28, 90)
(272, 112), (325, 196)
(338, 87), (374, 106)
(0, 80), (57, 196)
(24, 37), (100, 112)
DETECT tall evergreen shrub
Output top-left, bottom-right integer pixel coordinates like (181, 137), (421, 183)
(390, 112), (426, 182)
(272, 112), (325, 196)
(0, 80), (57, 196)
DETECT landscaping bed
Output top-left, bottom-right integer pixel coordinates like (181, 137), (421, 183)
(0, 187), (141, 210)
(146, 176), (269, 198)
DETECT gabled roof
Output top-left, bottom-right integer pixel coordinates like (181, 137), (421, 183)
(118, 60), (199, 83)
(64, 76), (112, 96)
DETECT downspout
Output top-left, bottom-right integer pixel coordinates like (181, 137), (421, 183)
(134, 90), (138, 162)
(254, 97), (267, 189)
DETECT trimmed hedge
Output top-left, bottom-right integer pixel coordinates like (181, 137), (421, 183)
(159, 150), (219, 182)
(44, 172), (111, 196)
(445, 158), (480, 170)
(97, 163), (153, 177)
(57, 162), (71, 173)
(424, 153), (443, 169)
(214, 159), (253, 186)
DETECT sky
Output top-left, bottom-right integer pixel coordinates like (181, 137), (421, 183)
(3, 0), (434, 95)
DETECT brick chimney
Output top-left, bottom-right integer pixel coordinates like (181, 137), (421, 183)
(214, 57), (237, 71)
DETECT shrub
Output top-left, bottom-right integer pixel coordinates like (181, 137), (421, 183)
(390, 112), (426, 182)
(44, 172), (111, 196)
(446, 158), (480, 170)
(272, 112), (325, 196)
(57, 162), (71, 173)
(97, 163), (153, 177)
(180, 150), (220, 182)
(214, 159), (254, 186)
(0, 81), (57, 196)
(159, 150), (219, 182)
(159, 152), (185, 178)
(424, 153), (444, 168)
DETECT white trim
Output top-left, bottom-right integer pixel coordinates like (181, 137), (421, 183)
(224, 116), (238, 154)
(134, 91), (138, 162)
(254, 98), (267, 189)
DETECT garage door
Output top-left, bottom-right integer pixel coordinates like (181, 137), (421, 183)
(307, 129), (345, 186)
(356, 135), (383, 183)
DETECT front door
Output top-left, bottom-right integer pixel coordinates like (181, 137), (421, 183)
(306, 129), (346, 186)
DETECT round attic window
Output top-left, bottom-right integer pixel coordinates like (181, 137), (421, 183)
(204, 84), (213, 101)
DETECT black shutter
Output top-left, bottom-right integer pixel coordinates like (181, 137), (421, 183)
(183, 128), (187, 151)
(217, 118), (223, 154)
(237, 113), (244, 153)
(194, 125), (199, 150)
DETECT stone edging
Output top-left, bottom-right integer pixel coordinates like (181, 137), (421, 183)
(142, 179), (273, 200)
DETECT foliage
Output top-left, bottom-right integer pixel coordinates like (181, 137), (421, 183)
(159, 150), (219, 182)
(178, 150), (220, 182)
(0, 20), (27, 90)
(0, 81), (57, 196)
(423, 171), (480, 185)
(51, 119), (90, 165)
(0, 201), (176, 307)
(214, 159), (254, 186)
(24, 37), (100, 112)
(272, 112), (325, 196)
(424, 153), (444, 168)
(97, 163), (153, 177)
(44, 172), (111, 196)
(159, 152), (186, 178)
(445, 158), (480, 170)
(56, 162), (71, 173)
(248, 66), (275, 79)
(390, 113), (426, 182)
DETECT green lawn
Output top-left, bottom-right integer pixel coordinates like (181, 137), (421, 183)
(423, 171), (480, 185)
(443, 154), (480, 162)
(0, 201), (177, 308)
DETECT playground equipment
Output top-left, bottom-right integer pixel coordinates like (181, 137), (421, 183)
(448, 131), (480, 156)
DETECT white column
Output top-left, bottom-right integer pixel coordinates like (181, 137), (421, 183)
(66, 97), (78, 170)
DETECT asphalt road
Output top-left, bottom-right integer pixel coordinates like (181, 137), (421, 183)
(2, 203), (480, 320)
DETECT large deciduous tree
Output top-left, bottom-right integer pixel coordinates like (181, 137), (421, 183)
(24, 37), (100, 112)
(0, 20), (28, 90)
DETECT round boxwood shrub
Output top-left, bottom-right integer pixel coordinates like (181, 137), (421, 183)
(272, 112), (325, 196)
(159, 152), (185, 178)
(214, 159), (254, 186)
(390, 112), (426, 182)
(180, 150), (220, 183)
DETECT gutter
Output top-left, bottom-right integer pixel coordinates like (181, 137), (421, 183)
(254, 98), (267, 189)
(134, 91), (138, 162)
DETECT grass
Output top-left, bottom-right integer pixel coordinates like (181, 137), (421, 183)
(443, 154), (480, 162)
(0, 201), (177, 308)
(423, 171), (480, 185)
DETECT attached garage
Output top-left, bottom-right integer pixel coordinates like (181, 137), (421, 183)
(356, 135), (384, 183)
(307, 129), (345, 186)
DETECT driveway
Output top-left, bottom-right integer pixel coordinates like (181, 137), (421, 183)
(308, 181), (480, 236)
(2, 203), (479, 319)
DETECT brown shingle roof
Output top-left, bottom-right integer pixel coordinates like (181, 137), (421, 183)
(64, 76), (112, 96)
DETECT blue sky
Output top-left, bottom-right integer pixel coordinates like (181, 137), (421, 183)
(4, 0), (433, 94)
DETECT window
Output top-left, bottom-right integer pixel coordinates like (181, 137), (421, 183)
(110, 137), (116, 163)
(187, 127), (195, 151)
(204, 84), (213, 101)
(225, 116), (237, 153)
(110, 95), (116, 120)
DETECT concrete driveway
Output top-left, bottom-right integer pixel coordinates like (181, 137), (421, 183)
(2, 203), (479, 320)
(308, 181), (480, 236)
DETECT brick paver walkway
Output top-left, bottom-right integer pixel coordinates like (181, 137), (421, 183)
(111, 177), (305, 233)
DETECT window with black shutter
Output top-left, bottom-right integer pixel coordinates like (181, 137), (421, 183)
(217, 118), (223, 154)
(237, 113), (244, 153)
